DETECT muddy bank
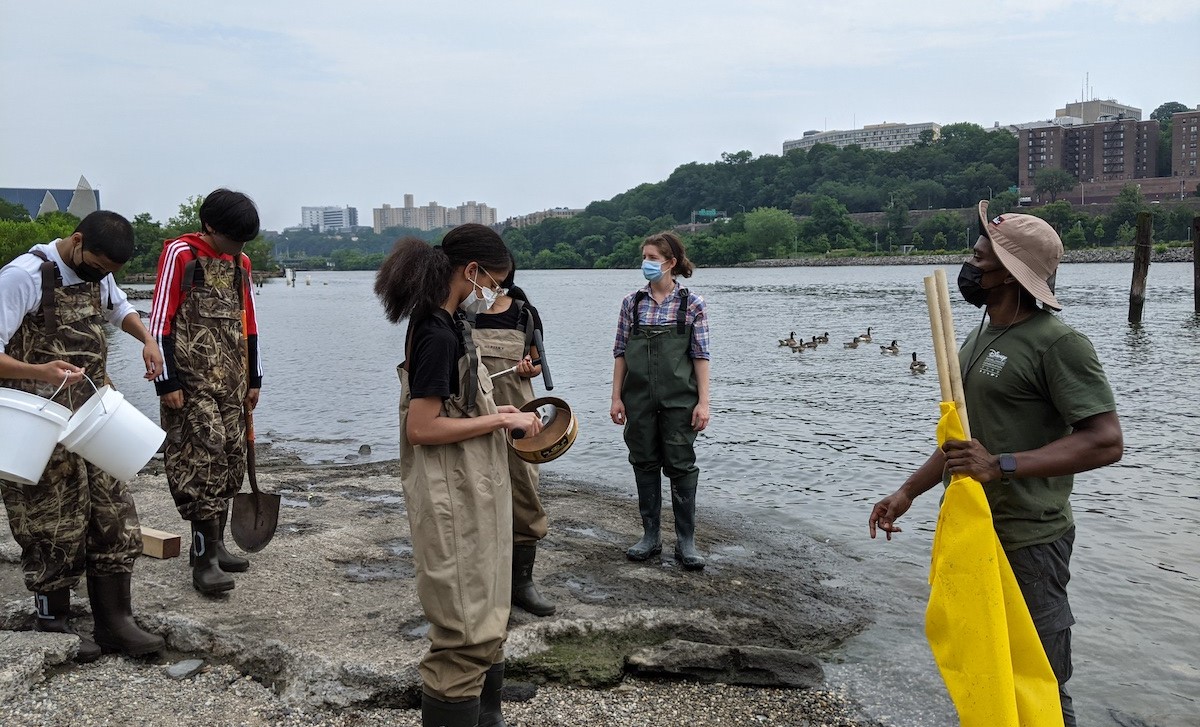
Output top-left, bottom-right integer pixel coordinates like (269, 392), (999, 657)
(0, 456), (887, 725)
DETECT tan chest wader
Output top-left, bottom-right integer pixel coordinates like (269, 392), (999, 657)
(398, 313), (513, 726)
(0, 250), (162, 660)
(471, 302), (556, 617)
(161, 251), (249, 594)
(621, 288), (705, 570)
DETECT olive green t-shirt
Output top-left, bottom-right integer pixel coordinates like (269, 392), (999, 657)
(958, 308), (1116, 551)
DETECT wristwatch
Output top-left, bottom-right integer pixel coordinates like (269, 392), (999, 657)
(998, 453), (1017, 478)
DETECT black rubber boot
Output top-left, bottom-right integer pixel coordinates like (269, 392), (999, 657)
(189, 504), (249, 573)
(87, 572), (165, 656)
(512, 544), (556, 617)
(191, 519), (235, 594)
(421, 692), (480, 727)
(477, 662), (507, 727)
(671, 475), (705, 571)
(33, 588), (101, 663)
(625, 470), (662, 561)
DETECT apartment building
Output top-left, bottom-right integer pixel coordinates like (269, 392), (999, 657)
(502, 207), (584, 229)
(1020, 118), (1159, 188)
(300, 205), (358, 232)
(1173, 107), (1200, 180)
(783, 122), (941, 154)
(373, 195), (496, 233)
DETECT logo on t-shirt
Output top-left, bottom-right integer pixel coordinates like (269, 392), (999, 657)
(979, 348), (1008, 378)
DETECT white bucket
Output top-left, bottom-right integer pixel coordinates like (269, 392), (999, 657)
(59, 386), (166, 482)
(0, 388), (72, 486)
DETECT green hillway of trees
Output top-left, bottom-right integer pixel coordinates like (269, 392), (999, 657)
(4, 108), (1198, 274)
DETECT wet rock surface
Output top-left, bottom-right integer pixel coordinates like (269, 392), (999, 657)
(0, 458), (884, 725)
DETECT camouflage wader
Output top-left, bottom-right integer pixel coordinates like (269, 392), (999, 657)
(0, 250), (142, 593)
(472, 308), (548, 546)
(161, 254), (247, 522)
(399, 314), (512, 701)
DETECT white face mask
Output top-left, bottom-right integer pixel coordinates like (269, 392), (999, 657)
(458, 268), (500, 314)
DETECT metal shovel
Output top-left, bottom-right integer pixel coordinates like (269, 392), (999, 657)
(230, 403), (279, 552)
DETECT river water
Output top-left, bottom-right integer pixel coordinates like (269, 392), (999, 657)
(109, 263), (1199, 726)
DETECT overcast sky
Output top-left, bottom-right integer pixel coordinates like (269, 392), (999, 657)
(2, 1), (1197, 231)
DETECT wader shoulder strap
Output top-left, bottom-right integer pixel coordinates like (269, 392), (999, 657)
(180, 246), (203, 295)
(676, 288), (689, 333)
(512, 300), (535, 353)
(27, 250), (60, 332)
(454, 312), (479, 413)
(630, 290), (648, 335)
(236, 254), (248, 308)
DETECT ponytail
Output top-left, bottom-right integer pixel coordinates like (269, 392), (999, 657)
(376, 224), (512, 324)
(643, 231), (694, 278)
(375, 237), (451, 323)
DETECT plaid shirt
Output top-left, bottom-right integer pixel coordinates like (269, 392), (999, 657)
(613, 282), (710, 360)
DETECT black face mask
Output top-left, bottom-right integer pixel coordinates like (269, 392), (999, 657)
(72, 246), (108, 283)
(957, 262), (993, 308)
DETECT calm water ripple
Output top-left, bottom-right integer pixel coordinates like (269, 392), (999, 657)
(111, 263), (1199, 726)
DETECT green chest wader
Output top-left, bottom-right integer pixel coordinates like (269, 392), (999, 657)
(398, 312), (513, 703)
(621, 289), (704, 569)
(1, 250), (142, 595)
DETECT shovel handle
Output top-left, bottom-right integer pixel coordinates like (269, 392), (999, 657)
(532, 329), (553, 391)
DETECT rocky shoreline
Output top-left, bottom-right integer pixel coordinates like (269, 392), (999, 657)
(737, 246), (1195, 268)
(0, 454), (890, 726)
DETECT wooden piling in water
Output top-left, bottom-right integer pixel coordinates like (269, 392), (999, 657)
(1128, 212), (1153, 324)
(1193, 216), (1200, 314)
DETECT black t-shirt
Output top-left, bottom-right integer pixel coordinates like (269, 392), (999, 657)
(407, 310), (463, 400)
(473, 302), (522, 331)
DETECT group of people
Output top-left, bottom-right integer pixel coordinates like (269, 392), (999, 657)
(1, 194), (1122, 727)
(0, 190), (263, 661)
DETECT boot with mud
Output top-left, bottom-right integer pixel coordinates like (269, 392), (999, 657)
(477, 661), (507, 727)
(188, 503), (249, 573)
(512, 543), (555, 616)
(421, 692), (480, 727)
(33, 588), (101, 663)
(625, 470), (662, 561)
(671, 475), (705, 571)
(191, 519), (235, 594)
(87, 572), (165, 656)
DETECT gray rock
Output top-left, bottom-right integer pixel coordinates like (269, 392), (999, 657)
(0, 631), (78, 703)
(166, 658), (206, 679)
(625, 638), (825, 688)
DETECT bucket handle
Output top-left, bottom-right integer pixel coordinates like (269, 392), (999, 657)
(37, 373), (71, 412)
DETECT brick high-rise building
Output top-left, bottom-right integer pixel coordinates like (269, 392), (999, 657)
(1020, 118), (1158, 190)
(1172, 107), (1200, 182)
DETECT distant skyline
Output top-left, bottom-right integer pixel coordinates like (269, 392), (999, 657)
(2, 1), (1198, 231)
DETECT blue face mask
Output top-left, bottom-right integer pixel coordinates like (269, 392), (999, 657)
(642, 260), (664, 282)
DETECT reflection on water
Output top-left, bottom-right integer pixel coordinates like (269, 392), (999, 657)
(110, 263), (1199, 726)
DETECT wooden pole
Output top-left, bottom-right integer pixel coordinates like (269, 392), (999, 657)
(1128, 211), (1153, 324)
(933, 269), (971, 438)
(1193, 216), (1199, 314)
(924, 276), (953, 402)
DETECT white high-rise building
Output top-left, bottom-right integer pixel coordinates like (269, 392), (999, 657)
(373, 195), (497, 233)
(300, 206), (358, 232)
(783, 122), (941, 154)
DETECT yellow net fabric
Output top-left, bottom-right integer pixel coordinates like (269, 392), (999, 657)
(925, 401), (1063, 727)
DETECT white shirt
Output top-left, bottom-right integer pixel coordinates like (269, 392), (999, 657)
(0, 241), (137, 353)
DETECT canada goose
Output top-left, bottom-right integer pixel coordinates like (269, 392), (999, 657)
(880, 339), (900, 355)
(910, 352), (928, 373)
(778, 331), (797, 347)
(843, 339), (859, 349)
(855, 327), (873, 343)
(815, 332), (829, 343)
(801, 336), (820, 350)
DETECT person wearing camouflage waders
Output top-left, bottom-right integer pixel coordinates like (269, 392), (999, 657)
(0, 211), (166, 661)
(610, 232), (711, 571)
(472, 260), (556, 617)
(376, 226), (543, 727)
(148, 189), (262, 595)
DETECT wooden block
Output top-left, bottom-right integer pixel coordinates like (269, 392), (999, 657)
(140, 527), (182, 559)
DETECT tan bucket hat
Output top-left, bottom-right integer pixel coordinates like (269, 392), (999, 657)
(977, 200), (1063, 311)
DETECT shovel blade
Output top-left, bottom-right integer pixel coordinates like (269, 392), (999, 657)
(230, 492), (281, 553)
